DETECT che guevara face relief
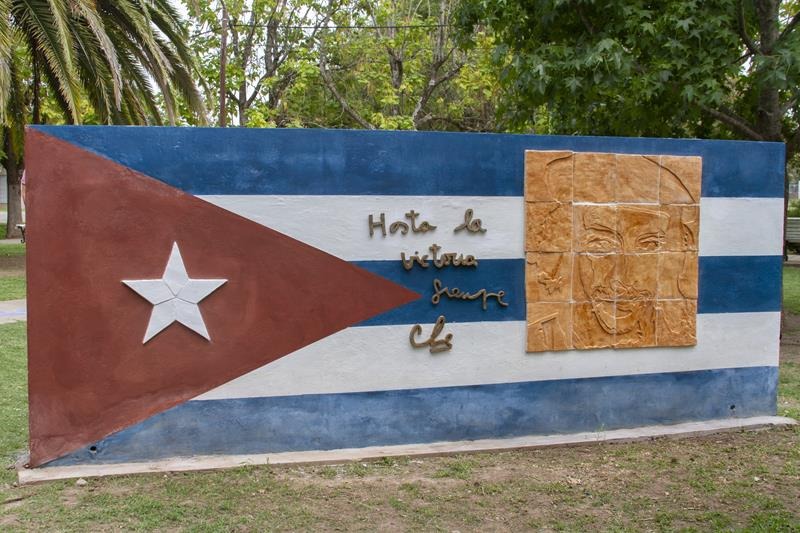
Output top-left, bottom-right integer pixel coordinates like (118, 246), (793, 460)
(524, 151), (701, 352)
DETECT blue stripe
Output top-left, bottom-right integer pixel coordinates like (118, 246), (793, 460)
(46, 366), (777, 466)
(697, 256), (783, 314)
(354, 255), (781, 325)
(33, 126), (784, 198)
(356, 259), (522, 325)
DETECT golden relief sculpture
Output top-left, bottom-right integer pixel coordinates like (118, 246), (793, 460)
(524, 151), (701, 352)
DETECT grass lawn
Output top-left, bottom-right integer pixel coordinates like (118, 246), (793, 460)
(783, 266), (800, 314)
(0, 278), (26, 301)
(0, 277), (797, 530)
(0, 242), (25, 258)
(0, 222), (26, 257)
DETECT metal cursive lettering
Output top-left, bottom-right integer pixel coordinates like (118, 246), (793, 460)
(409, 315), (453, 353)
(431, 278), (509, 310)
(401, 243), (479, 270)
(454, 208), (487, 233)
(368, 210), (436, 237)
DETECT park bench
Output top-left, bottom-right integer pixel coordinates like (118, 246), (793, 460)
(787, 217), (800, 250)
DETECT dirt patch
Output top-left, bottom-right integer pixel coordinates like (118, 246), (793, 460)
(0, 514), (21, 528)
(0, 256), (24, 276)
(260, 428), (800, 531)
(59, 487), (82, 508)
(0, 495), (27, 529)
(1, 495), (27, 510)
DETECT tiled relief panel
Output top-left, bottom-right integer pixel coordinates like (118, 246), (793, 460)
(525, 151), (701, 352)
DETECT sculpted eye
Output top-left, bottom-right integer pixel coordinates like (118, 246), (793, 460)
(584, 233), (621, 250)
(587, 236), (615, 247)
(636, 233), (664, 250)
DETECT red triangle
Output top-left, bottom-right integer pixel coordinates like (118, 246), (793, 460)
(25, 129), (419, 467)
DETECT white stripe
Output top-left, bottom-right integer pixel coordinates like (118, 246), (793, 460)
(201, 195), (524, 260)
(698, 197), (784, 256)
(199, 195), (782, 259)
(196, 311), (779, 400)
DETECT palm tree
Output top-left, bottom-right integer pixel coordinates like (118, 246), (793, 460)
(0, 0), (207, 238)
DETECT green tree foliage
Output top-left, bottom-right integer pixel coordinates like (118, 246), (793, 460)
(187, 0), (331, 127)
(318, 0), (500, 131)
(186, 0), (501, 130)
(0, 0), (206, 237)
(457, 0), (800, 157)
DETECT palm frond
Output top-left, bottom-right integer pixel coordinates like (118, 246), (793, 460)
(0, 0), (14, 123)
(3, 0), (205, 126)
(149, 0), (207, 122)
(14, 0), (82, 121)
(70, 21), (116, 122)
(72, 0), (122, 108)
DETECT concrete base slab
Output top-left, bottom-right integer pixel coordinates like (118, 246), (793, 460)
(18, 415), (796, 484)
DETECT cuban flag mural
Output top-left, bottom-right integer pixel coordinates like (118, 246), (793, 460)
(23, 126), (784, 473)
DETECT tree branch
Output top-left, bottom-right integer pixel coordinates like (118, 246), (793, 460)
(263, 71), (298, 110)
(428, 115), (490, 132)
(737, 0), (760, 56)
(319, 55), (375, 130)
(575, 4), (595, 35)
(412, 61), (462, 129)
(241, 8), (259, 68)
(699, 104), (765, 140)
(778, 9), (800, 42)
(432, 61), (461, 90)
(245, 74), (269, 108)
(781, 94), (799, 116)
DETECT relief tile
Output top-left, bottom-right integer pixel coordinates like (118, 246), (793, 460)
(523, 150), (701, 352)
(616, 254), (658, 301)
(574, 152), (615, 203)
(657, 299), (697, 346)
(614, 299), (657, 348)
(617, 204), (669, 253)
(525, 151), (573, 202)
(573, 254), (617, 302)
(526, 252), (572, 302)
(661, 205), (700, 251)
(572, 302), (615, 350)
(573, 205), (619, 253)
(526, 202), (573, 252)
(527, 302), (572, 352)
(658, 252), (699, 299)
(660, 155), (702, 204)
(616, 154), (660, 203)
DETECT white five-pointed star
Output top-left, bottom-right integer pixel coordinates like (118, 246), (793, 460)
(122, 242), (227, 343)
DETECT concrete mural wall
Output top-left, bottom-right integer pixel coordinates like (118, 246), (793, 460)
(24, 126), (784, 469)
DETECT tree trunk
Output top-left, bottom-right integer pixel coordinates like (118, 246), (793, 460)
(238, 100), (247, 127)
(3, 132), (23, 239)
(32, 53), (41, 125)
(238, 82), (247, 127)
(219, 4), (229, 127)
(755, 0), (782, 141)
(752, 1), (788, 259)
(388, 52), (403, 116)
